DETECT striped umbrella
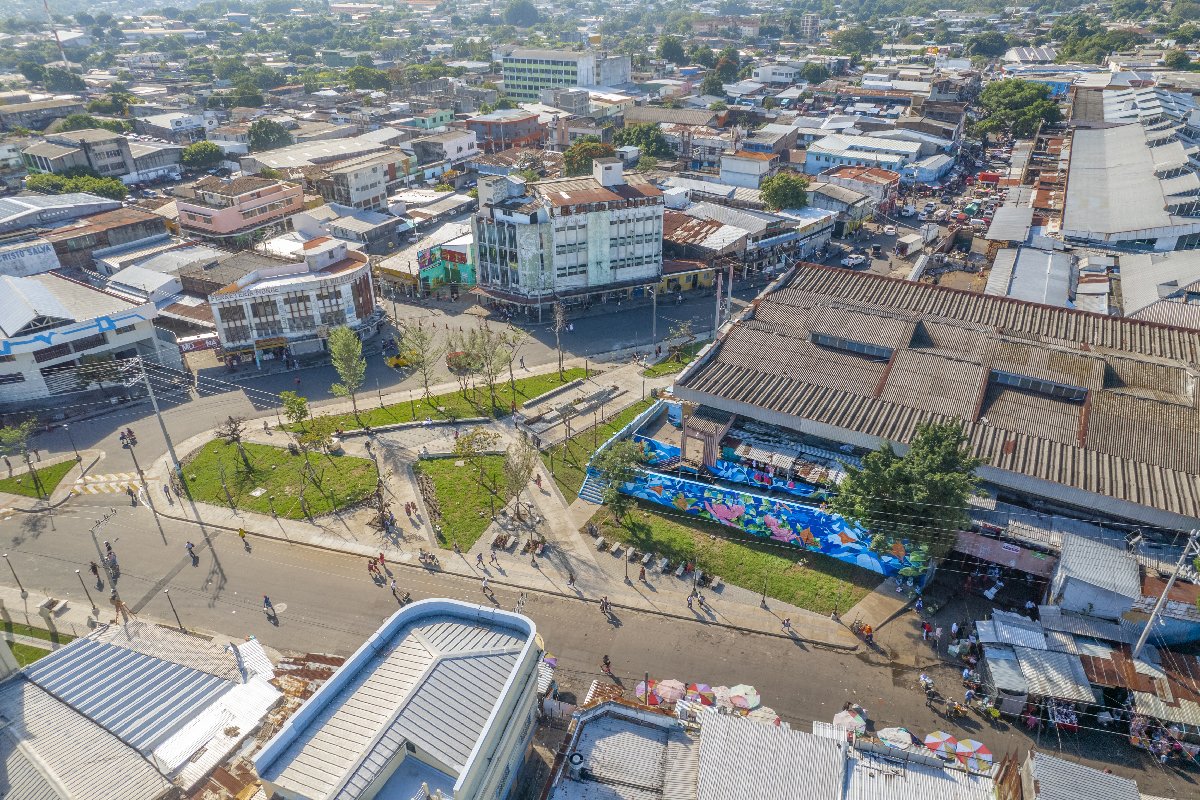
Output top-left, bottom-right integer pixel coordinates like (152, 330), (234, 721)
(635, 679), (661, 705)
(686, 683), (716, 705)
(924, 730), (958, 757)
(955, 740), (993, 772)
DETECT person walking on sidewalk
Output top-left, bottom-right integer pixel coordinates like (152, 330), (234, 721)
(782, 618), (793, 634)
(687, 595), (694, 611)
(453, 541), (461, 556)
(482, 577), (490, 595)
(638, 565), (646, 582)
(567, 572), (575, 589)
(476, 552), (485, 567)
(489, 550), (499, 567)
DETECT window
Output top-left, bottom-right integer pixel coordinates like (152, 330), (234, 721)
(114, 324), (136, 335)
(34, 343), (72, 363)
(250, 299), (282, 336)
(71, 332), (108, 353)
(283, 293), (314, 330)
(811, 332), (893, 360)
(991, 370), (1088, 403)
(0, 373), (25, 385)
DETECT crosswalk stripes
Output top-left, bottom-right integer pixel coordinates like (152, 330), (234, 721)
(73, 473), (141, 495)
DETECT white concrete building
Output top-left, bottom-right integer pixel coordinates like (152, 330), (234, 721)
(719, 151), (780, 188)
(752, 64), (801, 85)
(0, 272), (178, 405)
(0, 237), (60, 277)
(803, 134), (922, 175)
(207, 237), (380, 364)
(254, 599), (540, 800)
(472, 158), (664, 312)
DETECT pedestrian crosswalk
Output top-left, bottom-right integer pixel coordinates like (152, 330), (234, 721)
(74, 473), (141, 495)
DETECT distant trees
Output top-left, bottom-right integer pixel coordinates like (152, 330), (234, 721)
(25, 173), (128, 200)
(345, 66), (392, 91)
(831, 25), (879, 56)
(658, 35), (686, 65)
(563, 137), (616, 177)
(965, 32), (1011, 58)
(798, 62), (830, 84)
(760, 172), (809, 210)
(503, 0), (540, 27)
(60, 114), (126, 133)
(248, 118), (293, 152)
(699, 73), (725, 97)
(182, 141), (224, 169)
(20, 63), (86, 92)
(974, 79), (1061, 137)
(612, 123), (672, 158)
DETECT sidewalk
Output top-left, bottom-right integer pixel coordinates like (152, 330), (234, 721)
(141, 361), (858, 650)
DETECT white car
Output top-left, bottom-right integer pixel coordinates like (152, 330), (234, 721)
(883, 225), (897, 235)
(841, 254), (867, 268)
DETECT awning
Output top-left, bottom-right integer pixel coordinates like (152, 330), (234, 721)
(255, 337), (288, 349)
(983, 645), (1028, 694)
(955, 530), (1057, 578)
(1013, 646), (1094, 703)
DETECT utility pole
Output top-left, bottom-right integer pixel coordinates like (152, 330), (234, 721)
(649, 286), (657, 348)
(141, 359), (182, 477)
(1133, 529), (1200, 659)
(713, 270), (723, 331)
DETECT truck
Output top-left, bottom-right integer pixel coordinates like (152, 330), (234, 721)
(895, 233), (926, 258)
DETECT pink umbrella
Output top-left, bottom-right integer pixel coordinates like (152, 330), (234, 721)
(658, 679), (687, 703)
(955, 740), (993, 772)
(728, 684), (761, 709)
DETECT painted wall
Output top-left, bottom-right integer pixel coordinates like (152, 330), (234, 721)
(620, 469), (929, 578)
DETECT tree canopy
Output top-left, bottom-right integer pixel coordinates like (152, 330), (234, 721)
(658, 35), (685, 65)
(345, 66), (392, 91)
(60, 114), (126, 133)
(966, 31), (1010, 57)
(25, 173), (128, 200)
(613, 123), (672, 158)
(503, 0), (540, 27)
(182, 141), (224, 169)
(760, 172), (809, 210)
(563, 137), (616, 177)
(829, 419), (984, 559)
(974, 79), (1061, 137)
(248, 118), (293, 152)
(831, 25), (879, 56)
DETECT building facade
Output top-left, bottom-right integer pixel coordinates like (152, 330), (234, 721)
(22, 129), (182, 185)
(43, 207), (169, 270)
(0, 99), (85, 131)
(502, 49), (597, 101)
(177, 175), (304, 245)
(462, 110), (547, 154)
(315, 151), (412, 211)
(208, 238), (379, 365)
(803, 134), (922, 175)
(473, 158), (663, 312)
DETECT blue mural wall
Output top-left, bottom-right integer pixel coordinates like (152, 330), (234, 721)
(633, 433), (827, 501)
(620, 469), (930, 578)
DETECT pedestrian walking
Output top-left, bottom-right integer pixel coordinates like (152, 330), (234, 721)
(600, 595), (609, 614)
(378, 552), (386, 570)
(567, 572), (575, 589)
(482, 577), (490, 594)
(453, 541), (461, 556)
(476, 552), (484, 567)
(687, 596), (694, 610)
(638, 565), (646, 582)
(489, 550), (499, 567)
(951, 621), (959, 639)
(782, 618), (792, 634)
(263, 595), (273, 613)
(933, 626), (943, 649)
(389, 577), (397, 594)
(519, 357), (525, 369)
(922, 621), (932, 641)
(914, 597), (924, 614)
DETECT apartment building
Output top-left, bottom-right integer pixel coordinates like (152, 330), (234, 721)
(314, 150), (412, 211)
(21, 129), (182, 184)
(820, 165), (901, 214)
(176, 175), (304, 245)
(133, 111), (215, 143)
(43, 207), (169, 270)
(208, 237), (379, 364)
(502, 49), (597, 102)
(472, 158), (663, 313)
(0, 99), (85, 131)
(462, 110), (546, 154)
(409, 130), (478, 169)
(719, 151), (780, 189)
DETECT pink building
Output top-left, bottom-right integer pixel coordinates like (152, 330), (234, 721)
(177, 175), (304, 244)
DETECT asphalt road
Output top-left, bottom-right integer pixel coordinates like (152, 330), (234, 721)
(0, 495), (1191, 797)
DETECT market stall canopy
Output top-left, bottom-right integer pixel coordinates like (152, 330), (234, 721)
(658, 679), (687, 703)
(833, 709), (867, 735)
(924, 730), (958, 757)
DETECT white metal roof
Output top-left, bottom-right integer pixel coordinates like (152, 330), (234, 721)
(697, 712), (846, 800)
(844, 746), (995, 800)
(1056, 534), (1142, 600)
(256, 604), (535, 800)
(1028, 751), (1140, 800)
(1012, 646), (1094, 703)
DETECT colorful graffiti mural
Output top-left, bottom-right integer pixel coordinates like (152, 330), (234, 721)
(621, 470), (929, 578)
(634, 435), (827, 501)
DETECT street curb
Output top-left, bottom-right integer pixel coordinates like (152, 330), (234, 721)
(151, 505), (859, 653)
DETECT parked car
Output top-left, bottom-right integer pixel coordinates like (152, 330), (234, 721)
(841, 254), (867, 267)
(883, 225), (897, 235)
(941, 194), (954, 204)
(917, 212), (929, 221)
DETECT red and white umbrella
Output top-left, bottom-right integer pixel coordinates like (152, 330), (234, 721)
(955, 739), (993, 772)
(924, 730), (958, 757)
(686, 683), (716, 705)
(634, 679), (661, 705)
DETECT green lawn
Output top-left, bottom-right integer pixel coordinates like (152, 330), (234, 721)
(592, 504), (878, 616)
(3, 621), (73, 645)
(642, 342), (706, 377)
(542, 398), (655, 497)
(318, 368), (587, 431)
(414, 455), (513, 551)
(181, 440), (378, 519)
(7, 641), (50, 666)
(0, 459), (76, 499)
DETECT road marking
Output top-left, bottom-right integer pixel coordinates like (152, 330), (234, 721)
(74, 473), (141, 494)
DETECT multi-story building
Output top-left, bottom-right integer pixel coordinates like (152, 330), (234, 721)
(803, 134), (922, 175)
(409, 130), (478, 169)
(502, 49), (597, 102)
(472, 158), (663, 314)
(43, 207), (169, 270)
(254, 600), (539, 800)
(719, 151), (780, 189)
(208, 237), (380, 365)
(820, 165), (901, 215)
(313, 150), (412, 211)
(799, 12), (820, 40)
(660, 123), (735, 171)
(207, 123), (250, 156)
(461, 110), (546, 154)
(752, 64), (801, 85)
(0, 271), (179, 407)
(21, 128), (182, 184)
(0, 99), (85, 131)
(0, 193), (121, 234)
(400, 108), (453, 130)
(133, 111), (215, 144)
(0, 139), (27, 189)
(176, 175), (304, 245)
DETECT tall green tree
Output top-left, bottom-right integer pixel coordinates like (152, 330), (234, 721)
(182, 141), (224, 169)
(699, 72), (725, 97)
(25, 173), (128, 200)
(974, 79), (1062, 137)
(280, 390), (310, 429)
(760, 172), (809, 210)
(396, 322), (444, 399)
(248, 118), (293, 152)
(503, 0), (540, 26)
(831, 25), (879, 56)
(830, 420), (984, 558)
(613, 123), (672, 157)
(563, 137), (616, 177)
(328, 326), (367, 420)
(595, 440), (644, 522)
(658, 35), (685, 64)
(61, 114), (125, 133)
(345, 66), (392, 91)
(966, 32), (1010, 57)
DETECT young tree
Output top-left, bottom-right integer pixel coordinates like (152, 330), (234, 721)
(829, 419), (984, 558)
(216, 415), (253, 470)
(501, 325), (530, 396)
(0, 419), (37, 458)
(666, 319), (696, 362)
(454, 426), (500, 483)
(563, 137), (616, 176)
(635, 155), (658, 173)
(328, 326), (367, 420)
(181, 141), (223, 169)
(594, 440), (643, 522)
(397, 322), (445, 399)
(760, 172), (809, 210)
(503, 438), (539, 522)
(447, 330), (482, 399)
(298, 413), (339, 456)
(466, 326), (508, 412)
(552, 302), (567, 378)
(280, 390), (310, 429)
(248, 118), (293, 152)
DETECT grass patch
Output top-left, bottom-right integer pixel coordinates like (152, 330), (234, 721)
(593, 503), (878, 616)
(181, 440), (378, 519)
(415, 455), (513, 551)
(2, 621), (73, 645)
(642, 342), (706, 378)
(543, 398), (655, 497)
(318, 368), (586, 431)
(7, 641), (50, 666)
(0, 459), (76, 499)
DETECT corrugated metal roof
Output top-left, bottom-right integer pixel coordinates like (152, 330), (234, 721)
(983, 645), (1028, 694)
(979, 610), (1048, 650)
(1029, 751), (1139, 800)
(23, 636), (233, 754)
(1057, 534), (1142, 600)
(986, 205), (1035, 242)
(0, 678), (173, 800)
(1012, 646), (1094, 703)
(1039, 606), (1142, 644)
(697, 712), (845, 800)
(844, 747), (995, 800)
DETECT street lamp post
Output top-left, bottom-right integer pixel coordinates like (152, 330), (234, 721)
(63, 423), (80, 463)
(163, 589), (184, 630)
(3, 554), (25, 597)
(268, 494), (277, 518)
(75, 569), (97, 613)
